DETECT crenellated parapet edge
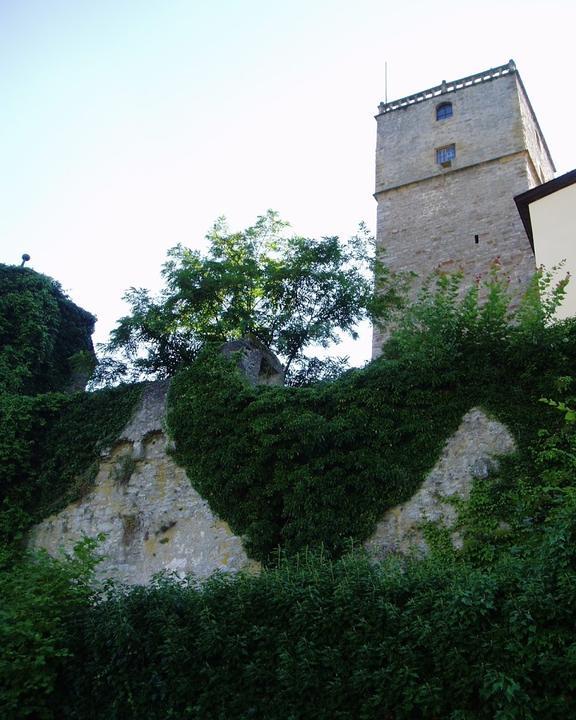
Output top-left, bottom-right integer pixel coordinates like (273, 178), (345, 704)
(377, 59), (517, 115)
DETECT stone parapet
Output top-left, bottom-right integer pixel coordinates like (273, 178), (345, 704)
(377, 60), (517, 115)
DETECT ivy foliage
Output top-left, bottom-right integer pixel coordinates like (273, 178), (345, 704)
(448, 377), (576, 567)
(0, 384), (142, 550)
(167, 349), (469, 562)
(0, 264), (96, 395)
(2, 262), (576, 718)
(0, 263), (141, 548)
(167, 265), (575, 563)
(4, 397), (576, 720)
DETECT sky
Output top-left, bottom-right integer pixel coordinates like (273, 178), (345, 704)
(1, 0), (575, 365)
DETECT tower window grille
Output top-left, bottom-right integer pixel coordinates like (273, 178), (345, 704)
(436, 144), (456, 166)
(436, 102), (453, 120)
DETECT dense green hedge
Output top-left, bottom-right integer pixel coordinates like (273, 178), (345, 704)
(0, 264), (96, 395)
(0, 540), (98, 719)
(18, 508), (576, 719)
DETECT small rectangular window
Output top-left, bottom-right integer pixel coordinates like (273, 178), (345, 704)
(436, 144), (456, 166)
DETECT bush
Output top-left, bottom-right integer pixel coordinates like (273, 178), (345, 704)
(0, 540), (99, 720)
(58, 536), (576, 719)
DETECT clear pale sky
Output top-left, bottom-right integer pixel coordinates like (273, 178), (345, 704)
(1, 0), (575, 364)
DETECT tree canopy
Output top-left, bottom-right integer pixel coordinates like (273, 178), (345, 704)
(104, 211), (400, 385)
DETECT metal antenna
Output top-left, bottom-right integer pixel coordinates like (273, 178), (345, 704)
(385, 61), (388, 105)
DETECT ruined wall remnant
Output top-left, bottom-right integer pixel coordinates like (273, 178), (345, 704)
(365, 408), (516, 559)
(220, 336), (284, 386)
(29, 380), (258, 585)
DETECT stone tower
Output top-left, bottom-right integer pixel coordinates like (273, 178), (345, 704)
(372, 60), (555, 357)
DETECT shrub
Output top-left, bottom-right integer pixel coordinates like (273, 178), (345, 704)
(0, 540), (99, 720)
(60, 539), (576, 719)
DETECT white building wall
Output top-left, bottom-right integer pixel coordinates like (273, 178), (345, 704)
(530, 183), (576, 319)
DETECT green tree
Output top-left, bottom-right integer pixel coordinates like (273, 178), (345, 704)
(104, 211), (402, 385)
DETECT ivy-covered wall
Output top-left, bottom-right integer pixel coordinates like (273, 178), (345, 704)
(0, 384), (142, 549)
(0, 264), (141, 550)
(3, 266), (576, 719)
(27, 381), (255, 585)
(166, 314), (572, 564)
(0, 264), (96, 395)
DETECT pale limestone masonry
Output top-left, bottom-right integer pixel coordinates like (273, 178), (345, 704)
(365, 408), (516, 559)
(29, 381), (257, 585)
(372, 61), (555, 356)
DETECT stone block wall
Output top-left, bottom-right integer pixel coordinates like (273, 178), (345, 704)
(372, 153), (539, 354)
(375, 72), (525, 194)
(515, 74), (555, 185)
(372, 63), (555, 357)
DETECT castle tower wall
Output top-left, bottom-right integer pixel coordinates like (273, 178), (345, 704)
(372, 62), (554, 357)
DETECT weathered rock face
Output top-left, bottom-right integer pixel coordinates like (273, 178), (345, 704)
(365, 408), (516, 559)
(29, 381), (258, 585)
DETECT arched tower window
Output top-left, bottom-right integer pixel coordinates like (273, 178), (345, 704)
(436, 102), (453, 121)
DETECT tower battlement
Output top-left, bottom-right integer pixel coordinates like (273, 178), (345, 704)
(376, 60), (518, 115)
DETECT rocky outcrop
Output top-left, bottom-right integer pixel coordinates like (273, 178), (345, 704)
(29, 381), (258, 585)
(365, 408), (516, 559)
